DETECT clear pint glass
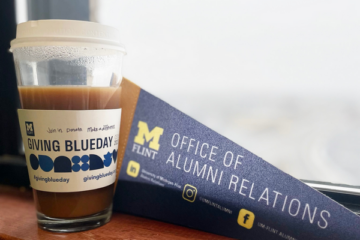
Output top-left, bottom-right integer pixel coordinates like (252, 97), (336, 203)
(10, 20), (126, 232)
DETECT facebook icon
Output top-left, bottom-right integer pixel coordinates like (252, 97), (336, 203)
(243, 214), (250, 224)
(238, 209), (255, 229)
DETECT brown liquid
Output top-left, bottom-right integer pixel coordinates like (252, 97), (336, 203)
(19, 86), (121, 218)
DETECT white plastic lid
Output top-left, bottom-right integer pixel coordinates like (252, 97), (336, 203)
(10, 20), (126, 53)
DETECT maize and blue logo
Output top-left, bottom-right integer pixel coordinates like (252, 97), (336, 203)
(132, 121), (164, 159)
(29, 149), (118, 172)
(134, 121), (164, 151)
(25, 122), (35, 136)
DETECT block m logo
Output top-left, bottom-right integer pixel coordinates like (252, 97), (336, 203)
(26, 123), (33, 132)
(25, 121), (34, 136)
(134, 121), (164, 151)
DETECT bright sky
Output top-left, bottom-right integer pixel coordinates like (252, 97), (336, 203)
(94, 0), (360, 97)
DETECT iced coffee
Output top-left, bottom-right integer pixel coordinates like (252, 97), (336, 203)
(10, 20), (126, 232)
